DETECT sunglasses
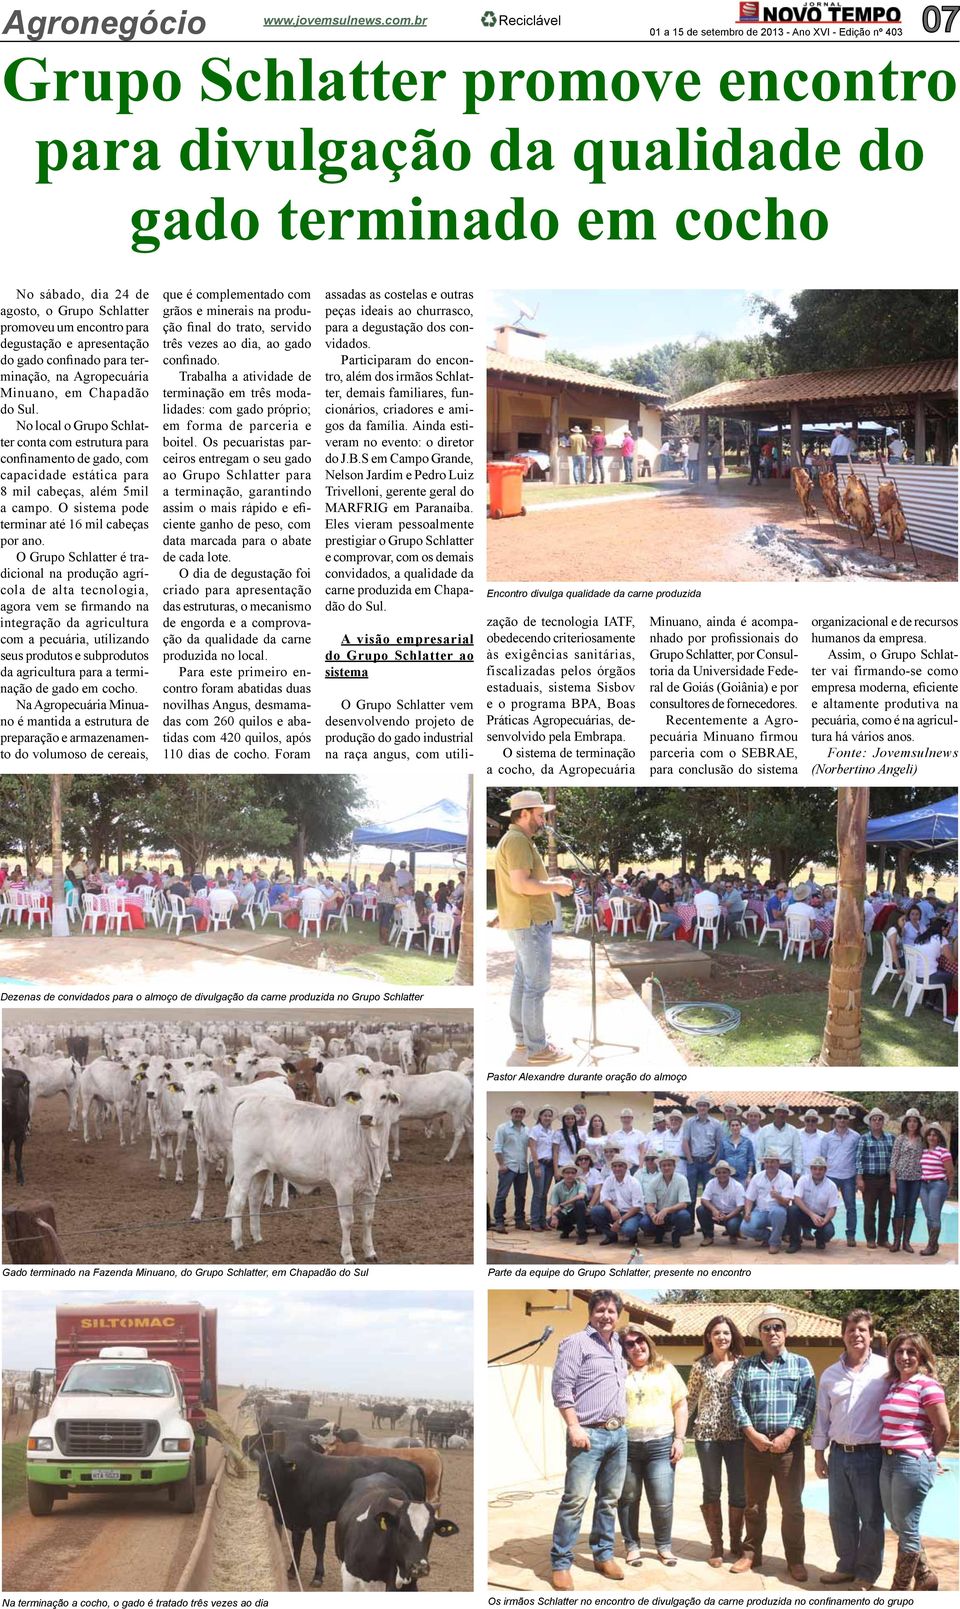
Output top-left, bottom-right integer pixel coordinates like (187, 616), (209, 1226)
(760, 1323), (786, 1333)
(622, 1336), (647, 1349)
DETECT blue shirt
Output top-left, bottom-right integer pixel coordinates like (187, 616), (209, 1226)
(731, 1349), (816, 1437)
(552, 1325), (627, 1425)
(494, 1121), (529, 1172)
(719, 1135), (756, 1183)
(822, 1128), (860, 1179)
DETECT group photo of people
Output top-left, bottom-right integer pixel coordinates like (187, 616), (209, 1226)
(486, 785), (957, 1069)
(487, 1288), (958, 1595)
(486, 1088), (957, 1266)
(0, 773), (473, 988)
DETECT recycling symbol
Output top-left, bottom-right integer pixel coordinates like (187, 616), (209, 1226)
(481, 9), (497, 24)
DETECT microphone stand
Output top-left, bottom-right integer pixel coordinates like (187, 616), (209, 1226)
(546, 826), (639, 1067)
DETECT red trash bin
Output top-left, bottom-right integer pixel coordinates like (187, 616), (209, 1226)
(487, 460), (527, 519)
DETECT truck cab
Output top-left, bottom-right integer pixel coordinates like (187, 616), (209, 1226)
(26, 1345), (198, 1517)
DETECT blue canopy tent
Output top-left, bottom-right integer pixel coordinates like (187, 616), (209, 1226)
(865, 795), (958, 849)
(351, 798), (468, 877)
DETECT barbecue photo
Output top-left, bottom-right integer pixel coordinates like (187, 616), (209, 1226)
(0, 772), (473, 989)
(486, 289), (957, 583)
(486, 784), (958, 1070)
(2, 1284), (473, 1592)
(1, 1009), (473, 1266)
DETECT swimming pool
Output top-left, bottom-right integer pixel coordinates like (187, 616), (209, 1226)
(804, 1456), (958, 1541)
(849, 1199), (958, 1246)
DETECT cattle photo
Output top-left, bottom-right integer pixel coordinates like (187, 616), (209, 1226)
(1, 1010), (473, 1267)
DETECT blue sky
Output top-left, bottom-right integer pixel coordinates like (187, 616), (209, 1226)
(485, 288), (798, 370)
(1, 1284), (474, 1400)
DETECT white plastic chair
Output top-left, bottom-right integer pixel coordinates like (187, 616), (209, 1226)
(784, 908), (813, 963)
(298, 893), (324, 938)
(394, 903), (425, 951)
(208, 889), (237, 933)
(695, 910), (722, 951)
(610, 897), (637, 938)
(574, 895), (599, 934)
(149, 890), (169, 929)
(81, 893), (104, 934)
(239, 892), (258, 931)
(892, 947), (948, 1019)
(27, 890), (50, 932)
(427, 909), (455, 957)
(863, 904), (877, 958)
(64, 886), (80, 924)
(757, 913), (784, 951)
(741, 905), (760, 936)
(360, 892), (378, 923)
(646, 900), (668, 942)
(98, 891), (133, 936)
(5, 889), (30, 927)
(261, 896), (288, 928)
(165, 894), (198, 937)
(871, 929), (901, 995)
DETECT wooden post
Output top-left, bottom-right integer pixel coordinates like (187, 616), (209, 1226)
(776, 422), (783, 477)
(790, 403), (802, 467)
(2, 1202), (66, 1264)
(934, 416), (948, 466)
(549, 392), (560, 484)
(818, 787), (869, 1066)
(914, 396), (927, 464)
(698, 408), (708, 482)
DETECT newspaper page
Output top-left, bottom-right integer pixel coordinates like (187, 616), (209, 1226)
(0, 0), (958, 1603)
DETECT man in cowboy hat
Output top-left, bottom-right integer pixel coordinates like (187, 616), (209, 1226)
(855, 1108), (894, 1250)
(696, 1158), (746, 1244)
(785, 1156), (838, 1252)
(494, 789), (574, 1065)
(756, 1101), (803, 1179)
(682, 1096), (723, 1203)
(730, 1306), (816, 1581)
(491, 1102), (530, 1233)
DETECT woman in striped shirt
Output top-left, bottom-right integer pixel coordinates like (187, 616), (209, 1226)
(879, 1331), (949, 1590)
(918, 1124), (954, 1258)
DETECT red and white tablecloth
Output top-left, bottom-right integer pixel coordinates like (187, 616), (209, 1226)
(87, 895), (146, 933)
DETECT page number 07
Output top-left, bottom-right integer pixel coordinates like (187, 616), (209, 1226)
(922, 4), (959, 28)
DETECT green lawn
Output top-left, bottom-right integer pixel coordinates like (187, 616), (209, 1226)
(3, 1439), (26, 1513)
(308, 921), (458, 986)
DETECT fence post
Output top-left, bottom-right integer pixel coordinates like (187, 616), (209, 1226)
(2, 1201), (66, 1263)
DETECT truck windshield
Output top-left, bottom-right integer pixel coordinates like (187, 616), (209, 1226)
(60, 1361), (174, 1397)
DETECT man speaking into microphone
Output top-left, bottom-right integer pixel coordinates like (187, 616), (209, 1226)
(494, 789), (574, 1066)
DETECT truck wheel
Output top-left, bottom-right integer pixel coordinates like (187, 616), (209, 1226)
(171, 1459), (197, 1514)
(27, 1481), (55, 1516)
(194, 1442), (207, 1487)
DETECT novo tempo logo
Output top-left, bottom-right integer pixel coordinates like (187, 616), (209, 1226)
(739, 1), (760, 17)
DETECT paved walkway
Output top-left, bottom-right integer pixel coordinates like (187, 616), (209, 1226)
(488, 1450), (958, 1594)
(487, 926), (684, 1071)
(0, 930), (323, 990)
(487, 1225), (954, 1267)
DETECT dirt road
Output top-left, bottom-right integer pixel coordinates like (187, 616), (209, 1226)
(2, 1099), (472, 1265)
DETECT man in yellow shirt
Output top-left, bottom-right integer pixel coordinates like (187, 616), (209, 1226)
(494, 789), (573, 1065)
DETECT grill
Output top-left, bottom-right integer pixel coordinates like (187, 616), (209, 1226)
(55, 1420), (159, 1459)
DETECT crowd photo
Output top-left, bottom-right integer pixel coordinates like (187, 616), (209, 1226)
(487, 1287), (958, 1595)
(0, 773), (473, 989)
(486, 1089), (956, 1266)
(486, 785), (957, 1069)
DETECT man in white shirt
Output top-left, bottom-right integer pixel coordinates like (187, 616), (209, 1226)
(696, 1160), (746, 1244)
(644, 1112), (670, 1159)
(608, 1109), (645, 1172)
(741, 1154), (795, 1253)
(786, 1158), (839, 1252)
(830, 429), (853, 470)
(812, 1308), (890, 1589)
(693, 885), (722, 938)
(797, 1108), (826, 1170)
(756, 1104), (803, 1178)
(588, 1156), (645, 1244)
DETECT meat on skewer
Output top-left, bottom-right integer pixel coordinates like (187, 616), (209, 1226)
(819, 469), (843, 524)
(790, 465), (816, 519)
(877, 479), (908, 543)
(842, 470), (876, 537)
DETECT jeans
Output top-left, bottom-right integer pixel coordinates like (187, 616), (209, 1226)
(696, 1203), (743, 1240)
(741, 1205), (787, 1248)
(618, 1434), (676, 1552)
(657, 907), (683, 937)
(493, 1167), (527, 1226)
(880, 1450), (936, 1555)
(786, 1205), (835, 1248)
(623, 455), (634, 482)
(529, 1162), (553, 1229)
(827, 1442), (884, 1581)
(590, 1203), (645, 1241)
(696, 1439), (745, 1507)
(506, 920), (553, 1055)
(686, 1158), (714, 1201)
(920, 1176), (948, 1232)
(572, 452), (586, 484)
(894, 1176), (922, 1218)
(829, 1173), (858, 1238)
(638, 1208), (693, 1245)
(743, 1438), (806, 1566)
(551, 1425), (627, 1569)
(555, 1196), (589, 1238)
(861, 1174), (892, 1243)
(591, 451), (605, 484)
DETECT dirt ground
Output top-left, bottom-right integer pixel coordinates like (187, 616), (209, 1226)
(488, 477), (956, 583)
(2, 1100), (472, 1265)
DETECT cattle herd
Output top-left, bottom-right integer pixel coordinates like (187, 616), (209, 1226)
(2, 1017), (474, 1264)
(237, 1390), (472, 1590)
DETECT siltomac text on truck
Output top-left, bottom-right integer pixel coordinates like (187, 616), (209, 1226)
(25, 1303), (217, 1517)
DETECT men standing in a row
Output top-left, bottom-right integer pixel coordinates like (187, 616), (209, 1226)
(730, 1307), (816, 1581)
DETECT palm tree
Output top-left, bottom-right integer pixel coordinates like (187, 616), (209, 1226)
(50, 774), (73, 937)
(452, 778), (473, 986)
(818, 787), (869, 1066)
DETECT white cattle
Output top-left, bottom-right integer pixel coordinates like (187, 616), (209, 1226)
(351, 1028), (385, 1059)
(251, 1034), (288, 1058)
(233, 1050), (290, 1084)
(307, 1032), (326, 1060)
(396, 1032), (416, 1075)
(15, 1055), (80, 1130)
(390, 1070), (473, 1163)
(226, 1079), (399, 1261)
(167, 1066), (295, 1220)
(136, 1057), (190, 1182)
(447, 1435), (470, 1449)
(79, 1056), (142, 1144)
(200, 1035), (227, 1059)
(314, 1057), (394, 1106)
(456, 1058), (474, 1077)
(422, 1051), (456, 1074)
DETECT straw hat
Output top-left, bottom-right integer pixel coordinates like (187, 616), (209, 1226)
(748, 1305), (790, 1338)
(500, 790), (555, 816)
(866, 1107), (887, 1122)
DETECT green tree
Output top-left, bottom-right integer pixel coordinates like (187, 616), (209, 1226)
(63, 776), (148, 871)
(754, 289), (958, 374)
(258, 776), (366, 880)
(137, 778), (293, 872)
(545, 347), (604, 374)
(0, 776), (53, 869)
(556, 788), (655, 875)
